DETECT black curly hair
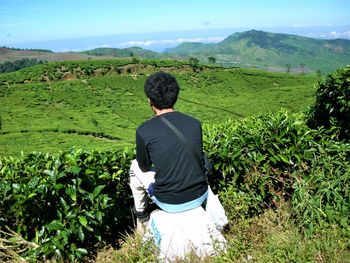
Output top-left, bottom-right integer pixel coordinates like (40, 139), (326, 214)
(144, 72), (179, 110)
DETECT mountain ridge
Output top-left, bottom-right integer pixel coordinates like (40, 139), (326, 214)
(165, 30), (350, 73)
(2, 30), (350, 73)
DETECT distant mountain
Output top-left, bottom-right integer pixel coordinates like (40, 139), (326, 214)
(0, 47), (54, 53)
(165, 30), (350, 73)
(81, 46), (160, 58)
(0, 46), (161, 63)
(2, 30), (349, 73)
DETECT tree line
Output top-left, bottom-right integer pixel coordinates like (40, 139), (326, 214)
(0, 58), (46, 73)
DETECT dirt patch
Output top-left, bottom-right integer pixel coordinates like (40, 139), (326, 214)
(62, 72), (76, 80)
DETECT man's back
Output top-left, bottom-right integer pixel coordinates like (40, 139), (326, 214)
(136, 111), (207, 204)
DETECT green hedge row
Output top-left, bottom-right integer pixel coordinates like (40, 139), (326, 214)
(203, 111), (349, 234)
(0, 59), (196, 85)
(0, 148), (134, 261)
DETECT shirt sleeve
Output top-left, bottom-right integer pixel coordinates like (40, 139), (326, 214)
(136, 129), (152, 172)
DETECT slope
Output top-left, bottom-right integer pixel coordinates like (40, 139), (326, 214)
(165, 30), (350, 73)
(0, 59), (319, 156)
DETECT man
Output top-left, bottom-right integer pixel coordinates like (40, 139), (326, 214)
(129, 72), (208, 234)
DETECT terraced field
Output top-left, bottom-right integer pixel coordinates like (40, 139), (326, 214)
(0, 59), (318, 156)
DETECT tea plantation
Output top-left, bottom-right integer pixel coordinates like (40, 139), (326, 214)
(0, 59), (318, 157)
(0, 60), (349, 262)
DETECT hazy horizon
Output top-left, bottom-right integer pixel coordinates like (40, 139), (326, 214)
(3, 25), (350, 53)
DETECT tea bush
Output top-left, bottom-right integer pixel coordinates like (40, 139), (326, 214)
(1, 111), (349, 261)
(203, 110), (317, 213)
(307, 66), (350, 141)
(0, 148), (134, 261)
(203, 110), (349, 234)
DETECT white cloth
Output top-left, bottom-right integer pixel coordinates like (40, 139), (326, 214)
(129, 159), (155, 212)
(144, 206), (227, 262)
(130, 159), (228, 260)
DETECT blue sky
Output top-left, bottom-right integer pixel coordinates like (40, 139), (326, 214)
(1, 0), (349, 51)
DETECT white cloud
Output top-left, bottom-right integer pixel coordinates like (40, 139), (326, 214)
(86, 44), (111, 49)
(308, 31), (350, 39)
(119, 36), (225, 47)
(331, 31), (350, 39)
(59, 48), (83, 52)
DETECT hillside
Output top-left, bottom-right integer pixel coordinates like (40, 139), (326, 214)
(0, 59), (319, 156)
(165, 30), (350, 73)
(0, 46), (161, 63)
(81, 47), (160, 58)
(2, 30), (349, 74)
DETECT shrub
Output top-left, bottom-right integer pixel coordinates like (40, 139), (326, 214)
(203, 110), (317, 213)
(307, 66), (350, 141)
(203, 110), (349, 235)
(0, 58), (45, 73)
(1, 110), (349, 260)
(292, 138), (350, 235)
(0, 148), (134, 261)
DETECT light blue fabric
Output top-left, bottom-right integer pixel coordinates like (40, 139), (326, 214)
(151, 189), (208, 213)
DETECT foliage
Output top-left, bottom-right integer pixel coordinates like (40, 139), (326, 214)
(203, 111), (315, 206)
(0, 62), (317, 157)
(203, 110), (349, 235)
(81, 47), (159, 59)
(95, 202), (350, 262)
(307, 66), (350, 141)
(166, 30), (350, 73)
(0, 64), (349, 260)
(208, 56), (216, 64)
(0, 148), (134, 261)
(95, 233), (159, 263)
(0, 58), (46, 73)
(0, 110), (349, 261)
(219, 204), (349, 263)
(0, 46), (53, 53)
(0, 58), (196, 85)
(292, 138), (350, 235)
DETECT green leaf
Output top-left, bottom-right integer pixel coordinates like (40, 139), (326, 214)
(28, 193), (37, 198)
(45, 220), (64, 231)
(79, 216), (88, 227)
(66, 186), (77, 202)
(93, 185), (105, 198)
(96, 211), (103, 223)
(279, 154), (290, 164)
(84, 225), (94, 232)
(76, 248), (88, 255)
(78, 227), (85, 242)
(85, 168), (96, 175)
(59, 197), (69, 211)
(70, 166), (80, 175)
(8, 237), (23, 243)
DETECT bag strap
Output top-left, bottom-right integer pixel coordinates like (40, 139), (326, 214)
(159, 115), (204, 173)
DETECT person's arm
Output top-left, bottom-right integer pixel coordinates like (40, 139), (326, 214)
(136, 130), (152, 172)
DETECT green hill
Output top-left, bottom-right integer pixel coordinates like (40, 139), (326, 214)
(165, 30), (350, 74)
(81, 46), (160, 58)
(0, 59), (319, 157)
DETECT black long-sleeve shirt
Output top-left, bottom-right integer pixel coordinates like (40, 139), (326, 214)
(136, 111), (208, 204)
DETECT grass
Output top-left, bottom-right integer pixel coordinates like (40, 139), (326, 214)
(0, 61), (319, 157)
(93, 202), (350, 263)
